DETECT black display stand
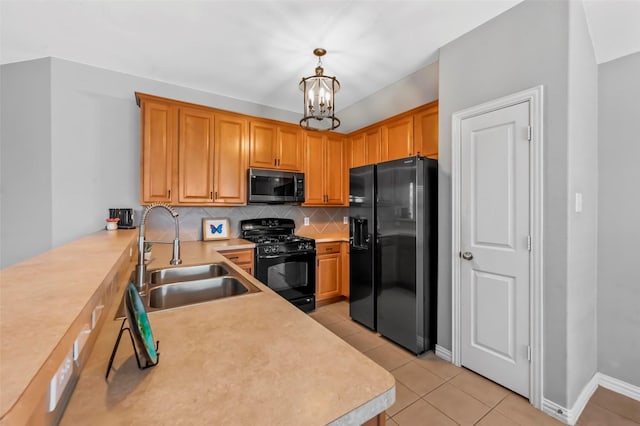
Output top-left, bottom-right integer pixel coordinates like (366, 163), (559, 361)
(105, 318), (160, 380)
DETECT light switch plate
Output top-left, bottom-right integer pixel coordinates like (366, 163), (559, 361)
(575, 192), (583, 213)
(343, 216), (349, 225)
(304, 217), (310, 226)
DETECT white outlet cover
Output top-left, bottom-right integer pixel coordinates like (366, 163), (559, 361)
(304, 217), (310, 226)
(49, 349), (74, 412)
(343, 216), (349, 225)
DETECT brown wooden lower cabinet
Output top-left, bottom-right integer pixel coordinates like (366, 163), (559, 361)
(362, 412), (387, 426)
(316, 242), (343, 305)
(341, 241), (350, 298)
(220, 248), (254, 276)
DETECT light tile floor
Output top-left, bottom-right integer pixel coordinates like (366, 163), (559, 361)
(310, 301), (640, 426)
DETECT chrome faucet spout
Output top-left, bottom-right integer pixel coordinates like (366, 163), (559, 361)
(136, 203), (182, 291)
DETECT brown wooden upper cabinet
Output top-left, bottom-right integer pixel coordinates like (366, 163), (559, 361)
(414, 102), (439, 159)
(347, 100), (438, 167)
(382, 115), (413, 161)
(140, 98), (176, 204)
(213, 112), (249, 204)
(137, 93), (248, 206)
(249, 119), (303, 171)
(304, 132), (347, 206)
(350, 127), (381, 169)
(178, 107), (216, 204)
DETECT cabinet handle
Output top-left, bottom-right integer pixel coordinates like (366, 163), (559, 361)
(277, 159), (280, 166)
(210, 191), (213, 199)
(226, 256), (239, 261)
(274, 158), (277, 166)
(168, 189), (171, 198)
(214, 191), (218, 199)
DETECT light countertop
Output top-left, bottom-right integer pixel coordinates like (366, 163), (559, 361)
(59, 242), (394, 425)
(0, 229), (139, 422)
(199, 238), (255, 251)
(297, 231), (349, 243)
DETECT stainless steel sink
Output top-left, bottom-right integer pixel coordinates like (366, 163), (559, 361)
(148, 277), (249, 309)
(115, 262), (260, 318)
(149, 263), (230, 285)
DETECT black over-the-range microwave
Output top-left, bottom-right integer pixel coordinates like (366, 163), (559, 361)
(247, 168), (305, 204)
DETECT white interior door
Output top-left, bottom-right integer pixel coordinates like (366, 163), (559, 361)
(460, 101), (531, 397)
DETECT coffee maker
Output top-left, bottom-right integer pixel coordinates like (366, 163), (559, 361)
(108, 208), (135, 229)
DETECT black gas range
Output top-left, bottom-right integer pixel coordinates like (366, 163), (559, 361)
(240, 218), (316, 312)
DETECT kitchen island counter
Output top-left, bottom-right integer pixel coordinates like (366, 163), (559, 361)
(61, 242), (394, 425)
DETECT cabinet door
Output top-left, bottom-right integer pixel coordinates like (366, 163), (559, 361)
(382, 115), (413, 161)
(341, 242), (350, 298)
(178, 107), (215, 204)
(303, 132), (326, 205)
(277, 125), (303, 171)
(350, 132), (366, 168)
(220, 249), (254, 276)
(249, 120), (277, 169)
(141, 100), (175, 204)
(365, 128), (382, 165)
(325, 134), (347, 205)
(317, 253), (341, 301)
(414, 103), (438, 158)
(214, 113), (248, 204)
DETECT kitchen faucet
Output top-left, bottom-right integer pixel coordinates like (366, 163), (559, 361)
(135, 203), (182, 291)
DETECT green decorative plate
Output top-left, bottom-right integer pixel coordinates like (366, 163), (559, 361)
(125, 282), (158, 365)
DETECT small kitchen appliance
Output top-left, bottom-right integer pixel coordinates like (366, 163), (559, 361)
(247, 168), (305, 204)
(109, 208), (135, 229)
(240, 218), (316, 312)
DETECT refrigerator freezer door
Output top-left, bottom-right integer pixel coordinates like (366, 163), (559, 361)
(376, 156), (437, 354)
(349, 165), (376, 330)
(376, 158), (420, 352)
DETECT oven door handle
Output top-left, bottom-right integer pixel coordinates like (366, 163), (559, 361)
(259, 255), (284, 259)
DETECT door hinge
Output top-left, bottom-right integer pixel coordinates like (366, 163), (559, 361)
(527, 345), (532, 362)
(527, 235), (532, 251)
(527, 125), (532, 142)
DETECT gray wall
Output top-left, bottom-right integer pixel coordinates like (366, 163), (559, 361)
(338, 61), (439, 133)
(439, 0), (572, 406)
(565, 0), (599, 405)
(0, 58), (53, 267)
(597, 51), (640, 388)
(0, 57), (304, 267)
(1, 56), (438, 267)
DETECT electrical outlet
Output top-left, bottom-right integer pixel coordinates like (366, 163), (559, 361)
(343, 216), (349, 225)
(304, 217), (310, 226)
(73, 325), (91, 361)
(48, 349), (73, 412)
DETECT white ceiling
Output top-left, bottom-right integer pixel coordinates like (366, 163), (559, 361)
(2, 0), (639, 115)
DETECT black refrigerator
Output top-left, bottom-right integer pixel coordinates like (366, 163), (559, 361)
(349, 156), (437, 354)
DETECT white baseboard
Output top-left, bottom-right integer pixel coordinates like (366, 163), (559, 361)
(598, 373), (640, 401)
(542, 398), (571, 425)
(435, 344), (452, 362)
(542, 373), (639, 425)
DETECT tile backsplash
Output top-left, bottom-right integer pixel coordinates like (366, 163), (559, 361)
(144, 205), (348, 241)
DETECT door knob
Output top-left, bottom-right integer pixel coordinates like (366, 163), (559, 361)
(461, 251), (474, 260)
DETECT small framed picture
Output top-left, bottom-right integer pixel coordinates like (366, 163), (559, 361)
(202, 218), (230, 241)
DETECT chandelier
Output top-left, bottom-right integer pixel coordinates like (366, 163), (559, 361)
(299, 48), (340, 131)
